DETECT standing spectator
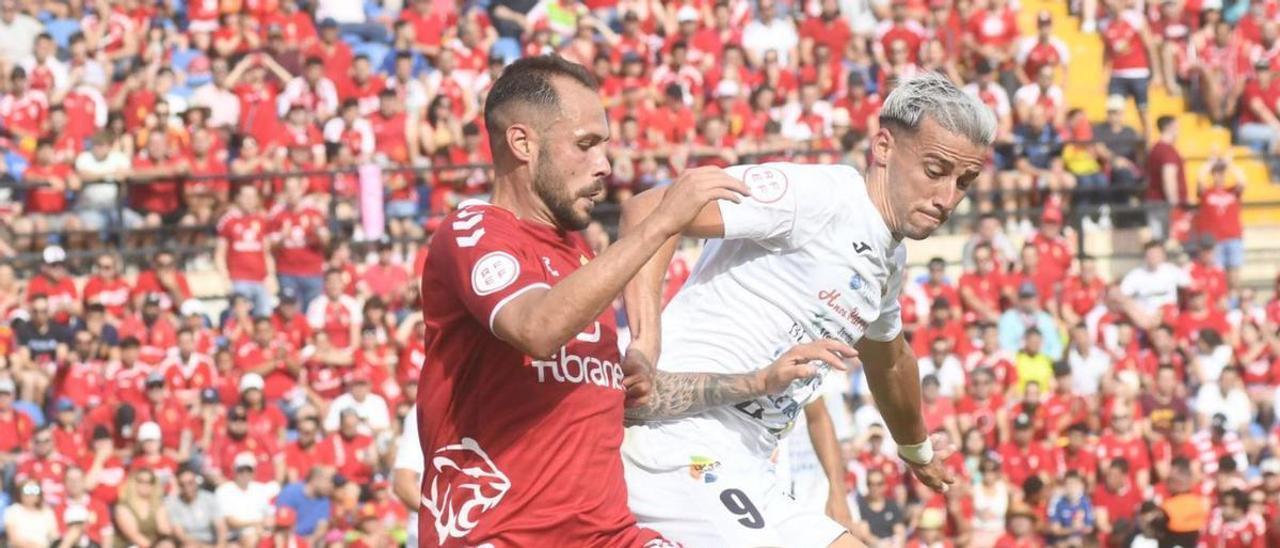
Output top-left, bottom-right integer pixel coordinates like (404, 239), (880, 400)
(998, 282), (1062, 360)
(282, 416), (327, 484)
(1016, 12), (1070, 84)
(4, 480), (58, 548)
(997, 413), (1054, 489)
(215, 453), (278, 547)
(1101, 0), (1155, 134)
(1120, 241), (1190, 316)
(27, 245), (80, 322)
(190, 59), (242, 130)
(165, 465), (227, 547)
(271, 177), (329, 310)
(15, 426), (72, 506)
(13, 294), (70, 402)
(216, 185), (275, 317)
(274, 467), (334, 545)
(1195, 156), (1245, 291)
(1145, 115), (1187, 241)
(1141, 366), (1190, 435)
(73, 131), (135, 240)
(114, 469), (173, 548)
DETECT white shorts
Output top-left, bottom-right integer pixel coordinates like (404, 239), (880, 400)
(623, 449), (845, 548)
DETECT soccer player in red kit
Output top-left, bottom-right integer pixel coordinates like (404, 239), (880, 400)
(416, 56), (748, 547)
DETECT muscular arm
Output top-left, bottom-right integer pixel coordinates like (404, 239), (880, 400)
(620, 185), (727, 360)
(494, 169), (744, 359)
(623, 368), (766, 421)
(625, 341), (853, 421)
(857, 334), (928, 447)
(805, 399), (852, 528)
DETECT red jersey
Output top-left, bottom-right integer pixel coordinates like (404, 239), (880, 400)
(218, 209), (271, 282)
(82, 276), (132, 319)
(51, 424), (88, 462)
(54, 359), (108, 410)
(1201, 510), (1267, 548)
(1197, 186), (1244, 241)
(417, 202), (660, 547)
(958, 271), (1003, 317)
(316, 432), (375, 484)
(877, 21), (927, 64)
(270, 204), (327, 277)
(800, 15), (854, 58)
(0, 409), (35, 453)
(1104, 12), (1151, 75)
(27, 274), (79, 323)
(160, 352), (217, 403)
(370, 111), (410, 163)
(283, 439), (329, 481)
(211, 433), (278, 484)
(16, 452), (72, 505)
(1061, 275), (1105, 317)
(1029, 233), (1073, 283)
(996, 441), (1054, 487)
(131, 270), (193, 312)
(1237, 77), (1280, 126)
(22, 163), (72, 213)
(104, 361), (152, 408)
(129, 153), (183, 214)
(78, 452), (126, 506)
(1055, 446), (1100, 483)
(912, 320), (971, 357)
(966, 8), (1019, 49)
(1096, 433), (1152, 485)
(956, 393), (1005, 447)
(0, 90), (49, 137)
(234, 82), (281, 140)
(1174, 309), (1229, 345)
(1093, 481), (1144, 525)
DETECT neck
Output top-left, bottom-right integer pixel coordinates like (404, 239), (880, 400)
(864, 165), (902, 240)
(490, 166), (558, 228)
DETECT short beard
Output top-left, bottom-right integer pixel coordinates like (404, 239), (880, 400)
(532, 158), (596, 231)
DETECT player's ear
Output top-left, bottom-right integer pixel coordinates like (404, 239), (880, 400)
(871, 127), (894, 167)
(506, 124), (536, 164)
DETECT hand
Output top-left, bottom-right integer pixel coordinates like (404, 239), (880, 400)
(651, 166), (750, 236)
(903, 432), (956, 494)
(825, 489), (854, 530)
(755, 340), (855, 395)
(621, 346), (655, 408)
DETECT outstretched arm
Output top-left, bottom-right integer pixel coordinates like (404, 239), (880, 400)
(858, 333), (954, 493)
(625, 341), (854, 421)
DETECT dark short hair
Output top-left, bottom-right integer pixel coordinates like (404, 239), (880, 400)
(1156, 115), (1176, 133)
(482, 55), (597, 154)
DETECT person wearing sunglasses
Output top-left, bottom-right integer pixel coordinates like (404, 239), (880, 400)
(3, 480), (58, 548)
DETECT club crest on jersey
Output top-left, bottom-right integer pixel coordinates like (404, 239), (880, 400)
(424, 437), (512, 542)
(471, 252), (520, 296)
(741, 166), (789, 204)
(688, 455), (721, 483)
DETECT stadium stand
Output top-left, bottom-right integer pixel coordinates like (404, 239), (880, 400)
(0, 0), (1278, 545)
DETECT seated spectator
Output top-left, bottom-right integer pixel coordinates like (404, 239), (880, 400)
(215, 453), (278, 547)
(114, 469), (173, 548)
(851, 468), (905, 546)
(274, 467), (334, 545)
(1050, 471), (1096, 542)
(4, 480), (58, 548)
(165, 465), (227, 547)
(1092, 95), (1142, 189)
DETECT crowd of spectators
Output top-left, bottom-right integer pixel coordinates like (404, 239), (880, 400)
(0, 0), (1274, 546)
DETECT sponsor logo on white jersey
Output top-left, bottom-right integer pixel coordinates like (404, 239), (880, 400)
(816, 289), (869, 331)
(424, 437), (511, 542)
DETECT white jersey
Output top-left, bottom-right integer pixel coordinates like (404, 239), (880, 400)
(394, 405), (424, 548)
(624, 162), (905, 471)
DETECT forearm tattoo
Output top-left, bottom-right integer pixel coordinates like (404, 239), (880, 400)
(625, 370), (763, 421)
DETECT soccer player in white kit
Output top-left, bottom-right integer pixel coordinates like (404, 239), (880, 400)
(618, 72), (997, 547)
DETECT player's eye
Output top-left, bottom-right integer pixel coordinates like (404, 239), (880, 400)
(925, 165), (945, 179)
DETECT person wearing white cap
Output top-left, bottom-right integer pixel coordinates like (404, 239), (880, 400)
(133, 421), (178, 487)
(215, 451), (280, 546)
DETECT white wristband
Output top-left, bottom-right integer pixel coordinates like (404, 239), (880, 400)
(898, 440), (934, 466)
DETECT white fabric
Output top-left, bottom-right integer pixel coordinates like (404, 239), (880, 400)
(304, 294), (362, 331)
(1194, 384), (1251, 431)
(190, 84), (241, 128)
(625, 163), (900, 545)
(741, 19), (799, 65)
(1067, 347), (1110, 396)
(315, 0), (366, 23)
(394, 406), (423, 548)
(214, 480), (279, 526)
(74, 150), (131, 209)
(1120, 262), (1190, 313)
(324, 392), (391, 434)
(622, 445), (845, 548)
(625, 162), (903, 471)
(917, 355), (966, 398)
(0, 14), (42, 62)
